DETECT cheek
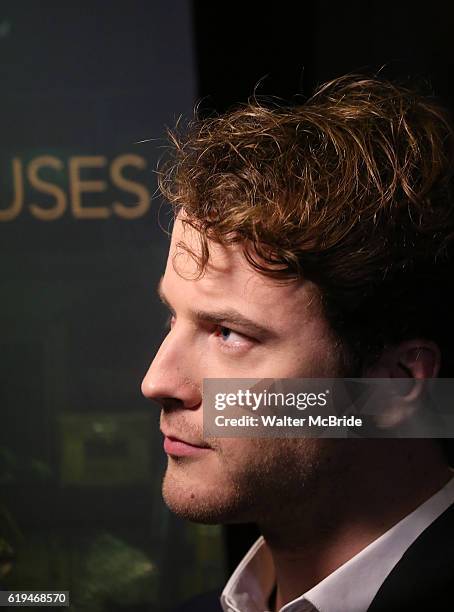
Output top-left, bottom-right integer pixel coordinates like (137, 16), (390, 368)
(281, 334), (344, 377)
(199, 347), (259, 378)
(213, 437), (328, 479)
(213, 437), (298, 475)
(212, 438), (263, 471)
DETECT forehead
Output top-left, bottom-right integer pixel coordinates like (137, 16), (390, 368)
(163, 216), (322, 330)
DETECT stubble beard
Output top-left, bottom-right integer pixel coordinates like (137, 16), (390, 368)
(161, 437), (344, 528)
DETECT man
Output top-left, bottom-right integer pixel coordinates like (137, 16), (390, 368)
(141, 75), (454, 611)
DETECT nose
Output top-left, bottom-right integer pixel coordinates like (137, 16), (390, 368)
(141, 327), (201, 409)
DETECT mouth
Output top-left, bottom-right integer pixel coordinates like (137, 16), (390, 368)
(162, 433), (213, 457)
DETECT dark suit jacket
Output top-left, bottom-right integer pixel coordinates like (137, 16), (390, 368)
(367, 501), (454, 611)
(173, 502), (454, 611)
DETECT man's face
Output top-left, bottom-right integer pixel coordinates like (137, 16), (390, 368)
(142, 216), (351, 525)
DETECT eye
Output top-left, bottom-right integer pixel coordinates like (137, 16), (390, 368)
(213, 325), (252, 350)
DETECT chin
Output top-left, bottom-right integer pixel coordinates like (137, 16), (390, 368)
(161, 462), (253, 524)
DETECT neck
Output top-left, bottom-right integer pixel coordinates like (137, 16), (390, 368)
(257, 440), (452, 611)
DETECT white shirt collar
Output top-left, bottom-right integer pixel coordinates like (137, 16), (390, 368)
(221, 475), (454, 612)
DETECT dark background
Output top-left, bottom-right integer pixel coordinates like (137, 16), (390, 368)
(194, 1), (454, 112)
(1, 1), (454, 610)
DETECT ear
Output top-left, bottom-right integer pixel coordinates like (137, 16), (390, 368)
(365, 339), (441, 380)
(364, 340), (441, 428)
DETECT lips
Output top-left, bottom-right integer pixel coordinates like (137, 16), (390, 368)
(163, 434), (213, 457)
(160, 422), (213, 457)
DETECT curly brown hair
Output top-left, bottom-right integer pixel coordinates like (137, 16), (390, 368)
(158, 74), (454, 376)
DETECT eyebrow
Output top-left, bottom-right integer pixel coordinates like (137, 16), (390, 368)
(156, 277), (274, 339)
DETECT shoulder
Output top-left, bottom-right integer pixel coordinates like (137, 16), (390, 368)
(368, 502), (454, 611)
